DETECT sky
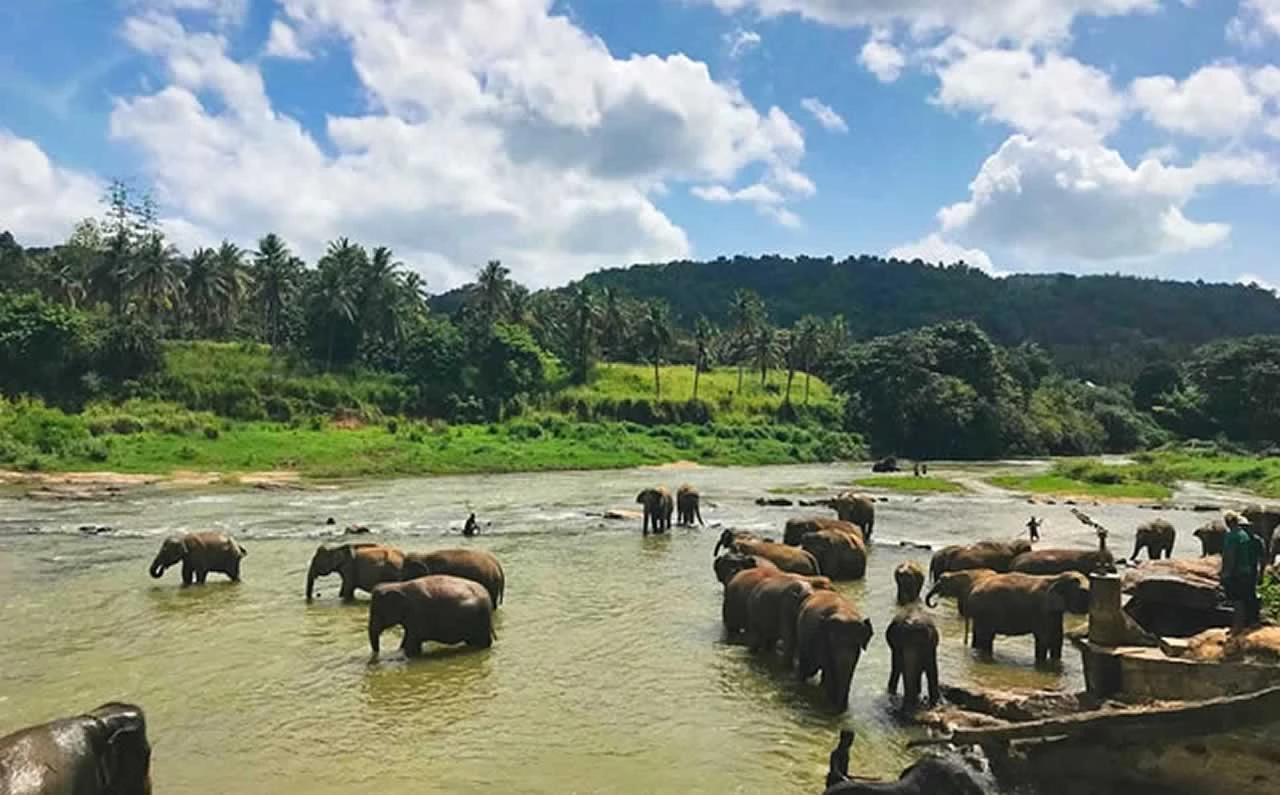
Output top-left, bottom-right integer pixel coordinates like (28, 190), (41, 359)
(1, 0), (1279, 293)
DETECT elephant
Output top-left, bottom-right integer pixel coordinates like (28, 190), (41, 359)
(929, 539), (1031, 581)
(784, 517), (864, 547)
(924, 568), (998, 615)
(368, 575), (495, 659)
(676, 484), (704, 527)
(745, 573), (830, 659)
(894, 561), (925, 605)
(822, 730), (990, 795)
(871, 456), (900, 473)
(1131, 519), (1176, 561)
(714, 529), (820, 575)
(885, 601), (940, 709)
(636, 486), (675, 535)
(965, 572), (1091, 664)
(800, 529), (867, 580)
(713, 551), (780, 586)
(722, 568), (831, 635)
(829, 492), (875, 541)
(796, 589), (874, 711)
(306, 542), (405, 602)
(403, 548), (505, 607)
(1242, 505), (1280, 561)
(148, 531), (246, 585)
(0, 702), (152, 795)
(1193, 519), (1227, 556)
(1010, 547), (1116, 577)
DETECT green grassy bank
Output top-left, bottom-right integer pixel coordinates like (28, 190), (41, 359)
(988, 450), (1280, 501)
(852, 475), (967, 494)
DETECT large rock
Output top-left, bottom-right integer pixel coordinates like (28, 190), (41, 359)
(1121, 556), (1231, 638)
(1182, 626), (1280, 664)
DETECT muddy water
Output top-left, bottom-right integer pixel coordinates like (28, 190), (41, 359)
(0, 462), (1236, 794)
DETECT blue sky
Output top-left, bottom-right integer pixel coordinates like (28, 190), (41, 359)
(1, 0), (1278, 292)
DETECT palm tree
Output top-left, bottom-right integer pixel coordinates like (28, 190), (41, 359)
(730, 289), (763, 391)
(127, 232), (179, 323)
(252, 234), (301, 348)
(693, 316), (716, 401)
(312, 242), (360, 369)
(794, 315), (824, 404)
(213, 241), (247, 335)
(568, 283), (600, 384)
(184, 247), (219, 336)
(752, 323), (779, 386)
(473, 259), (513, 327)
(359, 245), (405, 346)
(640, 300), (674, 399)
(601, 286), (628, 359)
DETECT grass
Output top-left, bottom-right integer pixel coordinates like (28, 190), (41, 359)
(852, 475), (967, 494)
(1123, 448), (1280, 499)
(987, 473), (1172, 500)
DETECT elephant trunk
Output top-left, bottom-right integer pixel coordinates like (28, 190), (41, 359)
(305, 561), (321, 602)
(148, 557), (166, 579)
(713, 537), (726, 557)
(368, 611), (384, 657)
(924, 581), (942, 608)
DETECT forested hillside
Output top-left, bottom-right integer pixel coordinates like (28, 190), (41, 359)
(432, 255), (1280, 384)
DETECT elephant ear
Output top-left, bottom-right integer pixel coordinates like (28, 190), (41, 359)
(91, 705), (150, 793)
(180, 536), (190, 554)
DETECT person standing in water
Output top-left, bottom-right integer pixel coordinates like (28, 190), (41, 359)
(1026, 516), (1041, 543)
(463, 513), (480, 537)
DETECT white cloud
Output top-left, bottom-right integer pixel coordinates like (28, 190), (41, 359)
(1130, 64), (1265, 138)
(0, 131), (105, 246)
(931, 42), (1127, 143)
(703, 0), (1159, 46)
(264, 19), (311, 60)
(1228, 0), (1280, 46)
(97, 1), (815, 289)
(724, 28), (762, 59)
(800, 97), (848, 132)
(888, 233), (1000, 274)
(939, 134), (1276, 261)
(131, 0), (247, 25)
(858, 29), (905, 82)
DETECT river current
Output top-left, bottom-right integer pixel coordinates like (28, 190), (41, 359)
(0, 462), (1237, 793)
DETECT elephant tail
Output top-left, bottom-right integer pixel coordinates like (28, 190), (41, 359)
(924, 582), (941, 608)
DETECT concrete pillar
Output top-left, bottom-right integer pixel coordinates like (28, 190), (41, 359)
(1088, 573), (1126, 646)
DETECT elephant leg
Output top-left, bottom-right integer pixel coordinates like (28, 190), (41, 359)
(903, 666), (921, 708)
(401, 630), (424, 658)
(887, 646), (902, 696)
(925, 650), (940, 706)
(1033, 633), (1046, 664)
(797, 649), (819, 681)
(227, 560), (241, 582)
(181, 562), (194, 586)
(339, 575), (357, 603)
(196, 568), (209, 585)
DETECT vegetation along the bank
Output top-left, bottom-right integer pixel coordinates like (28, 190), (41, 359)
(1, 180), (1279, 478)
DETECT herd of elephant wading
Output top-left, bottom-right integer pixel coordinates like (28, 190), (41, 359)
(8, 482), (1274, 795)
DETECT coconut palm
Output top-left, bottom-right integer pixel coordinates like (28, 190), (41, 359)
(693, 316), (716, 401)
(640, 300), (674, 399)
(730, 289), (764, 391)
(252, 233), (302, 348)
(184, 247), (219, 335)
(127, 232), (180, 324)
(794, 315), (824, 404)
(473, 259), (514, 327)
(568, 283), (600, 383)
(213, 241), (247, 335)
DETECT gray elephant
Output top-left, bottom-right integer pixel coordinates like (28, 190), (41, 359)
(368, 575), (495, 659)
(1010, 547), (1115, 576)
(636, 486), (674, 535)
(403, 548), (506, 607)
(894, 561), (925, 605)
(800, 528), (867, 580)
(966, 572), (1091, 664)
(0, 702), (152, 795)
(745, 573), (829, 659)
(148, 531), (246, 585)
(924, 568), (998, 615)
(1131, 519), (1176, 560)
(796, 590), (874, 711)
(722, 568), (831, 635)
(1242, 505), (1280, 561)
(713, 551), (780, 586)
(714, 529), (820, 575)
(885, 601), (940, 709)
(1193, 519), (1227, 556)
(929, 539), (1031, 581)
(676, 484), (704, 526)
(822, 730), (989, 794)
(784, 517), (864, 547)
(306, 542), (406, 602)
(829, 492), (875, 541)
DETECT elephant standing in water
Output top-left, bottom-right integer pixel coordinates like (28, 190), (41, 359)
(886, 562), (938, 709)
(636, 486), (674, 535)
(368, 575), (495, 659)
(800, 528), (867, 580)
(676, 484), (704, 526)
(929, 540), (1031, 581)
(1194, 519), (1227, 556)
(148, 531), (246, 585)
(1010, 547), (1115, 577)
(829, 492), (875, 541)
(925, 569), (998, 615)
(306, 542), (406, 602)
(1131, 519), (1176, 560)
(894, 561), (925, 605)
(745, 573), (829, 658)
(715, 529), (820, 575)
(965, 572), (1091, 664)
(0, 702), (152, 795)
(713, 551), (780, 586)
(784, 517), (863, 547)
(404, 548), (506, 607)
(796, 590), (873, 711)
(822, 730), (990, 794)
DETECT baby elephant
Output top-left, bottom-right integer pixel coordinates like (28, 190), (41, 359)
(0, 702), (152, 795)
(148, 531), (247, 585)
(368, 575), (495, 660)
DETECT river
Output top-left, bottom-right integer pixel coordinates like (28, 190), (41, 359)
(0, 462), (1240, 793)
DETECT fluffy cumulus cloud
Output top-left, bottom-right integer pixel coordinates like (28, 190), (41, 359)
(1228, 0), (1280, 46)
(0, 132), (105, 246)
(938, 135), (1275, 260)
(858, 29), (905, 82)
(887, 233), (1000, 274)
(92, 0), (820, 288)
(1130, 64), (1266, 138)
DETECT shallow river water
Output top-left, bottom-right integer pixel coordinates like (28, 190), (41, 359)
(0, 462), (1236, 794)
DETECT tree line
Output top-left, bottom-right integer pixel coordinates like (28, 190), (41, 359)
(2, 180), (1278, 458)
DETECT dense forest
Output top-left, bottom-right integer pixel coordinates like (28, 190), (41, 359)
(2, 181), (1279, 465)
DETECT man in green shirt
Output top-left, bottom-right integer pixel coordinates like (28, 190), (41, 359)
(1221, 511), (1265, 630)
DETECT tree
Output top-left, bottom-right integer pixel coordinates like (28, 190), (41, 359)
(472, 259), (514, 328)
(601, 286), (629, 359)
(126, 229), (179, 324)
(752, 322), (779, 386)
(693, 316), (716, 400)
(184, 247), (219, 336)
(213, 241), (247, 335)
(567, 283), (600, 384)
(640, 300), (674, 399)
(729, 289), (764, 391)
(793, 315), (824, 404)
(309, 238), (362, 369)
(252, 234), (301, 348)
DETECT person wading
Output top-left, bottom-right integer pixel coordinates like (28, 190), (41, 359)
(1026, 516), (1042, 543)
(463, 513), (480, 537)
(1221, 510), (1265, 631)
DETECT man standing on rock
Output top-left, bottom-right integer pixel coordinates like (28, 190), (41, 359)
(1221, 510), (1265, 630)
